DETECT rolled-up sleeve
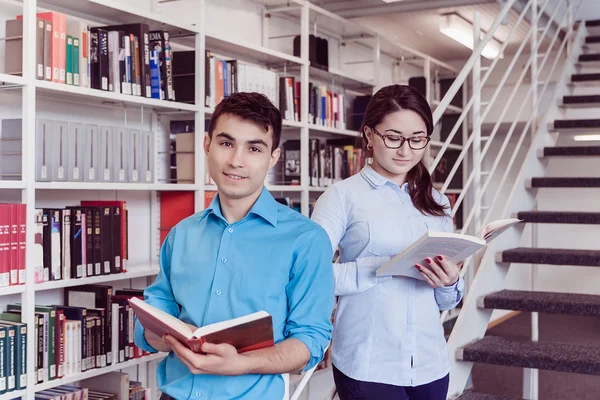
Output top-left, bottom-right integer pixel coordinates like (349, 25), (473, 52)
(284, 227), (335, 371)
(433, 191), (465, 310)
(134, 229), (181, 353)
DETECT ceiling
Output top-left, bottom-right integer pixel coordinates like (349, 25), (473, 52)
(314, 0), (555, 62)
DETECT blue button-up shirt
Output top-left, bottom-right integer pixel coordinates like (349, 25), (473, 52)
(311, 164), (464, 387)
(134, 187), (335, 400)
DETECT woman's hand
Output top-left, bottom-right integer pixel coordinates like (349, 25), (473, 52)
(415, 256), (462, 288)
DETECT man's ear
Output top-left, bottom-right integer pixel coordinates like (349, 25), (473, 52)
(269, 148), (281, 169)
(204, 133), (211, 155)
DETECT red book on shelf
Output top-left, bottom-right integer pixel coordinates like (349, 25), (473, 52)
(129, 297), (274, 354)
(0, 204), (9, 287)
(9, 204), (19, 286)
(159, 192), (194, 245)
(18, 204), (26, 285)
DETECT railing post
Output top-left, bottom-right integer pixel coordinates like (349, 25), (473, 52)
(472, 12), (482, 240)
(524, 1), (539, 399)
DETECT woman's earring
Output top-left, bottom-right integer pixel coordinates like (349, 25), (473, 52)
(367, 142), (373, 151)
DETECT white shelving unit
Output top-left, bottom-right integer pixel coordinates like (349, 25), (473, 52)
(0, 0), (469, 398)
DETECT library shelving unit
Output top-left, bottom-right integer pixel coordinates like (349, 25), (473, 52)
(0, 0), (469, 398)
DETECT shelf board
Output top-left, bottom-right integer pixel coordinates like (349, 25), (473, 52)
(36, 0), (198, 34)
(0, 284), (26, 297)
(308, 124), (358, 137)
(35, 182), (199, 191)
(0, 181), (26, 190)
(0, 73), (25, 87)
(309, 187), (328, 192)
(309, 66), (374, 90)
(0, 388), (26, 400)
(206, 34), (304, 66)
(35, 353), (166, 392)
(35, 80), (199, 112)
(35, 265), (160, 292)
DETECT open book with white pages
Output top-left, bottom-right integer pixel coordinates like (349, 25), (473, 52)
(376, 218), (522, 281)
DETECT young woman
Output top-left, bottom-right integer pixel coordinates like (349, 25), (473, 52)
(311, 84), (463, 400)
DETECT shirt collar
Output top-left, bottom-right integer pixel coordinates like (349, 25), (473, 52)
(202, 186), (278, 227)
(360, 164), (409, 192)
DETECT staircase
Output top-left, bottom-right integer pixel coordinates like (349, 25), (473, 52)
(450, 18), (600, 400)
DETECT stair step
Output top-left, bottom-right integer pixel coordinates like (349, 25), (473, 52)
(480, 290), (600, 316)
(517, 211), (600, 224)
(579, 53), (600, 62)
(500, 247), (600, 266)
(586, 35), (600, 44)
(543, 145), (600, 156)
(586, 20), (600, 27)
(456, 392), (521, 400)
(553, 118), (600, 130)
(530, 177), (600, 188)
(571, 73), (600, 83)
(562, 94), (600, 106)
(458, 336), (600, 375)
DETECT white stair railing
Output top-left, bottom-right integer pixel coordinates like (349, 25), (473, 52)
(428, 0), (584, 398)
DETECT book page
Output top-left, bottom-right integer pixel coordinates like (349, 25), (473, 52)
(482, 218), (522, 242)
(128, 298), (193, 343)
(192, 311), (270, 338)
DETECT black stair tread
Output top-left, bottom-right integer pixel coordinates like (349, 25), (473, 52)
(531, 177), (600, 188)
(543, 146), (600, 156)
(501, 247), (600, 266)
(586, 20), (600, 27)
(481, 290), (600, 316)
(456, 392), (521, 400)
(553, 118), (600, 128)
(571, 73), (600, 82)
(459, 336), (600, 375)
(563, 94), (600, 103)
(579, 54), (600, 62)
(587, 36), (600, 43)
(517, 211), (600, 224)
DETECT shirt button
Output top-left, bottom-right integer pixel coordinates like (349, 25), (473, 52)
(196, 392), (201, 397)
(221, 257), (227, 263)
(228, 228), (233, 233)
(215, 290), (222, 296)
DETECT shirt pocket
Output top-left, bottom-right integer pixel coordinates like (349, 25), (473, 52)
(367, 216), (430, 257)
(235, 266), (289, 312)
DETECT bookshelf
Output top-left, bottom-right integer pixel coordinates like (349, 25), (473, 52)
(0, 0), (469, 398)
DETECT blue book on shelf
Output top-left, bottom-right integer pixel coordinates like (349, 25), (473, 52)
(223, 60), (228, 98)
(150, 50), (161, 99)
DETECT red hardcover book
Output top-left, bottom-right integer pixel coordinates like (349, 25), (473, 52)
(129, 297), (274, 354)
(18, 204), (26, 285)
(0, 204), (9, 287)
(9, 204), (18, 286)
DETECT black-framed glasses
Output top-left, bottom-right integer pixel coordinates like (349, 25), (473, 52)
(370, 127), (431, 150)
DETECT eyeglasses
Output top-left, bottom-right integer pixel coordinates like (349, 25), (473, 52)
(370, 127), (431, 150)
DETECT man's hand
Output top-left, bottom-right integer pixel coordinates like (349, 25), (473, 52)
(164, 335), (251, 376)
(144, 330), (172, 353)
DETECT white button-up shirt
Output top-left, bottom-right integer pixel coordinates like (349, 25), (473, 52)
(311, 164), (464, 387)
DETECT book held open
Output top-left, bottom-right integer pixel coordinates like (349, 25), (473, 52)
(376, 218), (522, 280)
(129, 297), (275, 353)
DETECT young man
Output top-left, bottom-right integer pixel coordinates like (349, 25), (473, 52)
(134, 92), (335, 400)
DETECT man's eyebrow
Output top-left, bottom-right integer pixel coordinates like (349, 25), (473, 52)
(385, 129), (426, 135)
(216, 132), (235, 141)
(216, 132), (269, 147)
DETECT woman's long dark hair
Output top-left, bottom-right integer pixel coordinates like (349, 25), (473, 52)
(359, 84), (447, 217)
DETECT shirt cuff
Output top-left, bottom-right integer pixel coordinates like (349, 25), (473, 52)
(435, 275), (465, 299)
(134, 317), (159, 353)
(287, 333), (324, 372)
(356, 256), (392, 287)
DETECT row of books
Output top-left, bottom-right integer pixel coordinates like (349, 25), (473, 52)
(33, 118), (154, 184)
(204, 51), (279, 109)
(4, 13), (174, 101)
(280, 139), (366, 186)
(279, 78), (348, 129)
(33, 201), (128, 284)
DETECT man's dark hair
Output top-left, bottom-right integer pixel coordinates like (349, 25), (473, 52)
(208, 92), (282, 151)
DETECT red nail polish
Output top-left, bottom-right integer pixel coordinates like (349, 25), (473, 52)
(437, 255), (444, 261)
(415, 264), (421, 270)
(425, 258), (432, 263)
